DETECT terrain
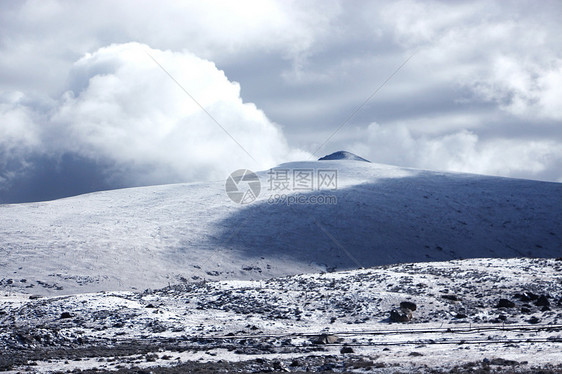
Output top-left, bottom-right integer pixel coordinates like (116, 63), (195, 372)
(1, 159), (560, 295)
(1, 156), (561, 372)
(1, 257), (561, 372)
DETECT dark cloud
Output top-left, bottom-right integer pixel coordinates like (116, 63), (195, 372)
(0, 153), (120, 204)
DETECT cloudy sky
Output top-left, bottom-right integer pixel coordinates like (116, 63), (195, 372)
(1, 0), (561, 203)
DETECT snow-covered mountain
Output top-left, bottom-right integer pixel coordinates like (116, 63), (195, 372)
(1, 158), (561, 295)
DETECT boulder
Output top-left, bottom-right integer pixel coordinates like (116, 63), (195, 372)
(390, 308), (412, 323)
(312, 334), (339, 344)
(400, 301), (417, 311)
(496, 299), (515, 308)
(527, 316), (541, 324)
(490, 358), (519, 366)
(340, 346), (354, 354)
(535, 295), (550, 307)
(516, 292), (539, 302)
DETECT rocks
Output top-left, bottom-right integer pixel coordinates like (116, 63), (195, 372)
(241, 266), (262, 272)
(489, 358), (519, 366)
(441, 294), (460, 301)
(514, 292), (538, 302)
(496, 299), (515, 308)
(271, 361), (287, 371)
(60, 312), (73, 319)
(312, 334), (339, 344)
(390, 301), (418, 322)
(390, 307), (412, 323)
(1, 258), (561, 372)
(400, 301), (417, 311)
(289, 359), (301, 367)
(527, 316), (541, 324)
(483, 358), (520, 366)
(497, 294), (550, 311)
(535, 295), (550, 307)
(340, 345), (354, 354)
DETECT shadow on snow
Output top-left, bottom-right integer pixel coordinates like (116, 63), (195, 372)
(207, 171), (562, 271)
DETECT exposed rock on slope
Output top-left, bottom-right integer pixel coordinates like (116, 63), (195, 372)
(318, 150), (371, 162)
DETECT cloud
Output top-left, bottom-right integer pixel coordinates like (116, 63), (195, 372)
(0, 91), (40, 151)
(0, 43), (308, 202)
(0, 91), (43, 191)
(380, 0), (562, 121)
(352, 123), (562, 182)
(0, 0), (338, 95)
(1, 0), (562, 203)
(305, 1), (561, 182)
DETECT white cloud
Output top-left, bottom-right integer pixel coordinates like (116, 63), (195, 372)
(1, 43), (308, 189)
(0, 91), (40, 151)
(0, 0), (339, 95)
(353, 123), (562, 182)
(467, 55), (562, 120)
(380, 0), (562, 121)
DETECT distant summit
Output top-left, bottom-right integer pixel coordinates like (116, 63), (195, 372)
(318, 151), (371, 162)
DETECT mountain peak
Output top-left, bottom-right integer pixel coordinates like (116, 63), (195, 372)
(318, 151), (370, 162)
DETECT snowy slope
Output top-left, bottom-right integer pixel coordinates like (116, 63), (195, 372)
(1, 160), (561, 295)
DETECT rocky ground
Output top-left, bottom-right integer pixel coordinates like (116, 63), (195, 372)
(1, 257), (562, 373)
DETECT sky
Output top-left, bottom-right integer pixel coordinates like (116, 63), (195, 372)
(1, 0), (561, 203)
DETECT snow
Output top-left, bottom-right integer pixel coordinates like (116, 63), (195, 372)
(0, 160), (561, 296)
(0, 159), (561, 371)
(1, 258), (561, 372)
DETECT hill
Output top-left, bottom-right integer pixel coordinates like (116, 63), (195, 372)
(0, 160), (560, 295)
